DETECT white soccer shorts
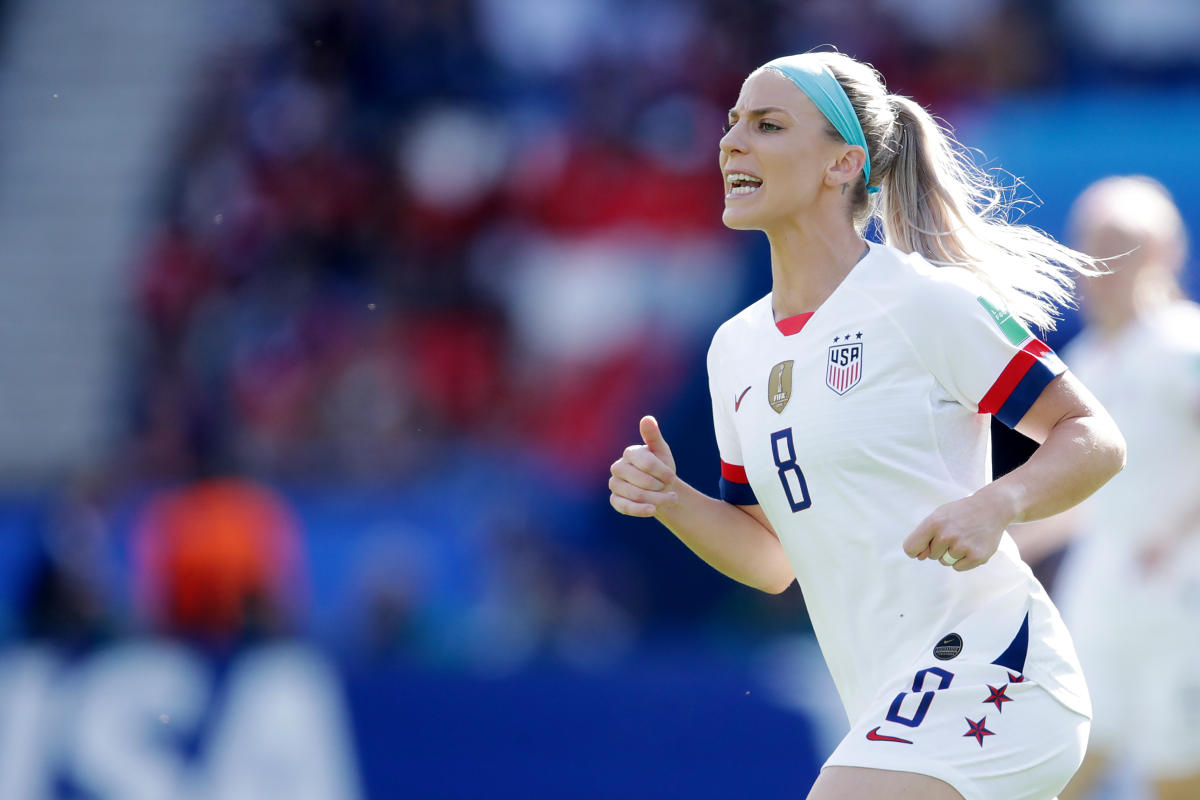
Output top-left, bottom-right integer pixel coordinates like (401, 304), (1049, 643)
(823, 661), (1089, 800)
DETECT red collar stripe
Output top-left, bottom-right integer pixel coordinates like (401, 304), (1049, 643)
(776, 311), (815, 336)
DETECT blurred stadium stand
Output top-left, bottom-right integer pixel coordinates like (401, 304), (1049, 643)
(0, 0), (1196, 797)
(0, 0), (217, 481)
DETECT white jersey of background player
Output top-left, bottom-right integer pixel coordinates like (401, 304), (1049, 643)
(609, 51), (1126, 800)
(1018, 177), (1200, 800)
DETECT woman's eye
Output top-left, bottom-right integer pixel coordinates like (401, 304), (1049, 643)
(722, 121), (734, 134)
(758, 121), (781, 132)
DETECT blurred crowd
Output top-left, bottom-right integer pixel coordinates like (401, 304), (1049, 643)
(13, 0), (1200, 668)
(125, 0), (1187, 486)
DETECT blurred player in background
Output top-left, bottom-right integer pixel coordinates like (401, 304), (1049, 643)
(1014, 177), (1200, 800)
(610, 50), (1127, 799)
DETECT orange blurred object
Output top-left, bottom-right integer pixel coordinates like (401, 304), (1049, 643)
(132, 478), (305, 642)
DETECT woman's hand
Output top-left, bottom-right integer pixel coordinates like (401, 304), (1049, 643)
(609, 416), (679, 518)
(903, 486), (1018, 571)
(906, 371), (1125, 572)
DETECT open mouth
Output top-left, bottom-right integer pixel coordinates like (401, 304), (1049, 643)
(725, 172), (763, 198)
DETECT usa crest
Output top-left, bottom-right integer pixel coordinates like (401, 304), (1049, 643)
(826, 340), (863, 395)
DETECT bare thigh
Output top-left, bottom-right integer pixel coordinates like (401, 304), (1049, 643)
(807, 766), (965, 800)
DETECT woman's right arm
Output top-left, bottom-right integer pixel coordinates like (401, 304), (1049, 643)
(609, 415), (795, 594)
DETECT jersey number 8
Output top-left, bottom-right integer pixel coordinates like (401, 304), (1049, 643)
(770, 428), (812, 512)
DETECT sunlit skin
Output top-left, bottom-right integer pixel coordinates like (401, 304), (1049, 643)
(718, 69), (868, 320)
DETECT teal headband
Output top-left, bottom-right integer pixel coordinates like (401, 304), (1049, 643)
(763, 56), (879, 194)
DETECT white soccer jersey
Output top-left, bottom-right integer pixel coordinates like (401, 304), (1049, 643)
(1056, 300), (1200, 565)
(707, 242), (1090, 725)
(1052, 300), (1200, 774)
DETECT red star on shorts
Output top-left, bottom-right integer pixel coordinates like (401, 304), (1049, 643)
(983, 684), (1013, 712)
(963, 716), (995, 746)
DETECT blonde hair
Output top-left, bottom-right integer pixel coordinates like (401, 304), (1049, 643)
(800, 51), (1102, 332)
(1067, 175), (1187, 270)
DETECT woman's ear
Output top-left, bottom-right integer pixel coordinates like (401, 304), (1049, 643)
(826, 145), (866, 190)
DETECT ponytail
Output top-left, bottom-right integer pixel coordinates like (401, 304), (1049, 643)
(877, 95), (1099, 332)
(806, 51), (1101, 332)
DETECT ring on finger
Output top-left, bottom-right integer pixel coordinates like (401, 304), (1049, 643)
(940, 552), (961, 566)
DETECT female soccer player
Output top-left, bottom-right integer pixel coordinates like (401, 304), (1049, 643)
(608, 51), (1126, 800)
(1018, 177), (1200, 800)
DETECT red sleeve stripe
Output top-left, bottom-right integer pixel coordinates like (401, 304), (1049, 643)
(979, 339), (1068, 429)
(720, 460), (749, 483)
(978, 339), (1049, 416)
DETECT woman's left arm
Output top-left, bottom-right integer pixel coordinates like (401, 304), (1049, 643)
(904, 371), (1126, 570)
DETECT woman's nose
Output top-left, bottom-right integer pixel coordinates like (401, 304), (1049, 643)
(719, 123), (746, 157)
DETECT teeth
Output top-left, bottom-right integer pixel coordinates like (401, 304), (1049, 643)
(725, 171), (763, 198)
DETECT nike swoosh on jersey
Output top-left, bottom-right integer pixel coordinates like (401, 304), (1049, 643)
(865, 727), (913, 744)
(734, 386), (751, 411)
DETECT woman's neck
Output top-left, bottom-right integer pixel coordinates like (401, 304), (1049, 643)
(766, 220), (867, 321)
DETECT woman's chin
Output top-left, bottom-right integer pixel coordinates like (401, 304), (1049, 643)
(721, 207), (761, 230)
